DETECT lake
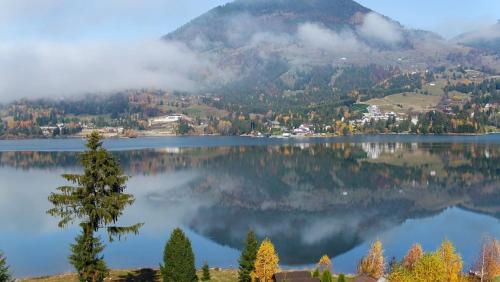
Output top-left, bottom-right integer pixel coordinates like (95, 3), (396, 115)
(0, 135), (499, 278)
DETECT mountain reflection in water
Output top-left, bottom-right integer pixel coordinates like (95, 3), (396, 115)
(0, 141), (498, 276)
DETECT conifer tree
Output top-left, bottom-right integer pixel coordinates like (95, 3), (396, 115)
(312, 268), (320, 278)
(161, 228), (197, 282)
(337, 274), (346, 282)
(320, 269), (333, 282)
(48, 131), (142, 282)
(252, 238), (279, 282)
(201, 261), (211, 281)
(238, 230), (258, 282)
(357, 240), (385, 279)
(0, 252), (12, 282)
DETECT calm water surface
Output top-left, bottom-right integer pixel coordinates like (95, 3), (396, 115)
(0, 135), (499, 278)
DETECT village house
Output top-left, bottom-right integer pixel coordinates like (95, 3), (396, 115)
(293, 124), (314, 135)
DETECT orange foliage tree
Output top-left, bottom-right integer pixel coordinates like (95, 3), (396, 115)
(357, 240), (385, 279)
(475, 238), (500, 282)
(402, 243), (423, 271)
(317, 255), (332, 273)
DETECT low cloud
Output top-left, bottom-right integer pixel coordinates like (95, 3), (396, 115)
(0, 39), (228, 102)
(457, 20), (500, 41)
(357, 12), (403, 45)
(297, 23), (368, 53)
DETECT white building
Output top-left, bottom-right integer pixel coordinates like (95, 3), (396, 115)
(149, 114), (183, 127)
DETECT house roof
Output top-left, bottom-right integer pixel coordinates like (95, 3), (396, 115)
(273, 271), (320, 282)
(353, 274), (378, 282)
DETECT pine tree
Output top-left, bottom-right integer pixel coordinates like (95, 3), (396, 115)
(337, 273), (346, 282)
(252, 238), (279, 282)
(0, 252), (12, 282)
(69, 232), (107, 282)
(312, 268), (320, 278)
(201, 261), (211, 281)
(48, 131), (143, 282)
(320, 269), (333, 282)
(357, 240), (385, 279)
(161, 228), (197, 282)
(238, 230), (259, 282)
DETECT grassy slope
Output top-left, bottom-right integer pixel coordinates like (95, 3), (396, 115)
(20, 268), (354, 282)
(365, 79), (448, 113)
(21, 268), (237, 282)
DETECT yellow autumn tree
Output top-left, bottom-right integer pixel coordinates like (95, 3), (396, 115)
(357, 240), (385, 279)
(317, 255), (332, 273)
(402, 243), (423, 271)
(388, 264), (413, 282)
(438, 240), (463, 282)
(475, 238), (500, 282)
(252, 238), (279, 282)
(412, 252), (446, 282)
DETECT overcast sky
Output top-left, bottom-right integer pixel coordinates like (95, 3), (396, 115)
(0, 0), (499, 42)
(0, 0), (499, 101)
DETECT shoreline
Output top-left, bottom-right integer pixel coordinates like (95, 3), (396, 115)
(0, 131), (498, 141)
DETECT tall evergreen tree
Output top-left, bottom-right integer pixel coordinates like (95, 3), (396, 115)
(161, 228), (197, 282)
(48, 131), (143, 282)
(238, 230), (259, 282)
(201, 261), (211, 281)
(320, 269), (333, 282)
(0, 252), (12, 282)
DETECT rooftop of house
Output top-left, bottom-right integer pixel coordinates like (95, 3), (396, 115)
(273, 270), (320, 282)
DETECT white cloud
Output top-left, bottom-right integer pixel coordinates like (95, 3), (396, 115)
(0, 39), (226, 101)
(297, 23), (367, 53)
(358, 12), (403, 45)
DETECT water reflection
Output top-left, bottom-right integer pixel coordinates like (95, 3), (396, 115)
(0, 142), (499, 276)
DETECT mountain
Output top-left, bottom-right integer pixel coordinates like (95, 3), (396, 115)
(162, 0), (478, 101)
(166, 0), (372, 48)
(454, 20), (500, 54)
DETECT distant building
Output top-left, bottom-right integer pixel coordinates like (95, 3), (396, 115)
(149, 114), (182, 126)
(293, 124), (313, 135)
(148, 114), (192, 128)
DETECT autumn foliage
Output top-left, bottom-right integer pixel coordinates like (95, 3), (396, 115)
(438, 240), (463, 282)
(252, 238), (279, 282)
(357, 240), (385, 279)
(389, 240), (465, 282)
(402, 243), (423, 271)
(474, 237), (500, 282)
(317, 255), (332, 273)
